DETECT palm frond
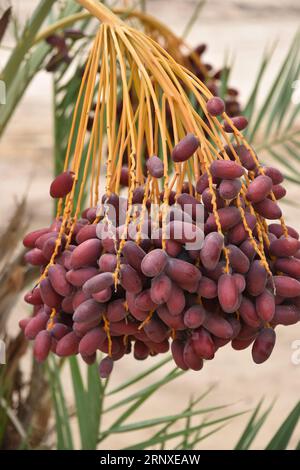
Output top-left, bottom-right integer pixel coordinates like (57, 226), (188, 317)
(0, 0), (83, 136)
(244, 30), (300, 184)
(266, 401), (300, 450)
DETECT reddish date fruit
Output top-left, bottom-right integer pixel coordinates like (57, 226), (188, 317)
(201, 187), (225, 212)
(109, 320), (138, 337)
(196, 173), (210, 194)
(141, 249), (168, 277)
(171, 340), (189, 370)
(272, 276), (300, 298)
(73, 318), (100, 337)
(256, 290), (275, 322)
(232, 336), (256, 351)
(34, 330), (52, 362)
(268, 223), (299, 240)
(157, 306), (186, 330)
(252, 328), (276, 364)
(192, 327), (215, 360)
(83, 272), (114, 294)
(81, 353), (96, 365)
(219, 179), (241, 200)
(253, 199), (282, 220)
(272, 184), (286, 200)
(227, 244), (250, 274)
(239, 296), (261, 328)
(66, 267), (98, 287)
(176, 193), (202, 220)
(126, 292), (149, 321)
(206, 96), (225, 116)
(205, 207), (241, 233)
(227, 315), (241, 339)
(263, 166), (283, 185)
(49, 324), (70, 342)
(61, 294), (75, 313)
(99, 356), (114, 378)
(98, 253), (117, 273)
(246, 260), (267, 296)
(246, 175), (273, 203)
(269, 236), (299, 257)
(40, 278), (62, 309)
(24, 311), (49, 340)
(134, 341), (149, 360)
(120, 264), (143, 294)
(146, 339), (169, 354)
(72, 289), (90, 309)
(210, 160), (244, 180)
(165, 239), (182, 257)
(25, 248), (48, 266)
(218, 273), (239, 313)
(235, 323), (259, 342)
(200, 232), (224, 270)
(235, 145), (256, 170)
(23, 228), (50, 248)
(274, 258), (300, 278)
(223, 116), (248, 133)
(150, 273), (172, 305)
(122, 241), (146, 272)
(233, 273), (246, 293)
(135, 289), (157, 311)
(76, 224), (97, 244)
(146, 155), (164, 178)
(143, 317), (169, 343)
(56, 331), (79, 357)
(70, 239), (102, 269)
(166, 283), (186, 315)
(183, 340), (204, 370)
(271, 305), (300, 326)
(227, 214), (257, 245)
(107, 299), (128, 322)
(203, 312), (234, 339)
(120, 166), (129, 186)
(48, 264), (72, 297)
(78, 327), (106, 356)
(171, 134), (199, 162)
(50, 171), (74, 198)
(197, 276), (217, 299)
(73, 299), (104, 323)
(184, 305), (206, 329)
(203, 261), (227, 281)
(166, 258), (201, 285)
(24, 288), (42, 306)
(240, 239), (256, 260)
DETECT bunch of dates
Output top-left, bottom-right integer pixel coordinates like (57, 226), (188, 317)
(20, 99), (300, 378)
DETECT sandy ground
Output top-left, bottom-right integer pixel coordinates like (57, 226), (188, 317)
(1, 0), (300, 450)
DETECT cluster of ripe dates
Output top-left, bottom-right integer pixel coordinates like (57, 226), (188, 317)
(20, 98), (300, 378)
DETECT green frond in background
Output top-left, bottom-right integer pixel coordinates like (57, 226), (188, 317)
(0, 0), (83, 135)
(46, 355), (243, 450)
(244, 30), (300, 186)
(45, 353), (300, 450)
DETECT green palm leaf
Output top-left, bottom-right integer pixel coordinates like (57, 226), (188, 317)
(266, 401), (300, 450)
(244, 30), (300, 185)
(235, 399), (274, 450)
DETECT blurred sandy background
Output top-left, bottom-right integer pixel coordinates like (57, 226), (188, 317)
(1, 0), (300, 449)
